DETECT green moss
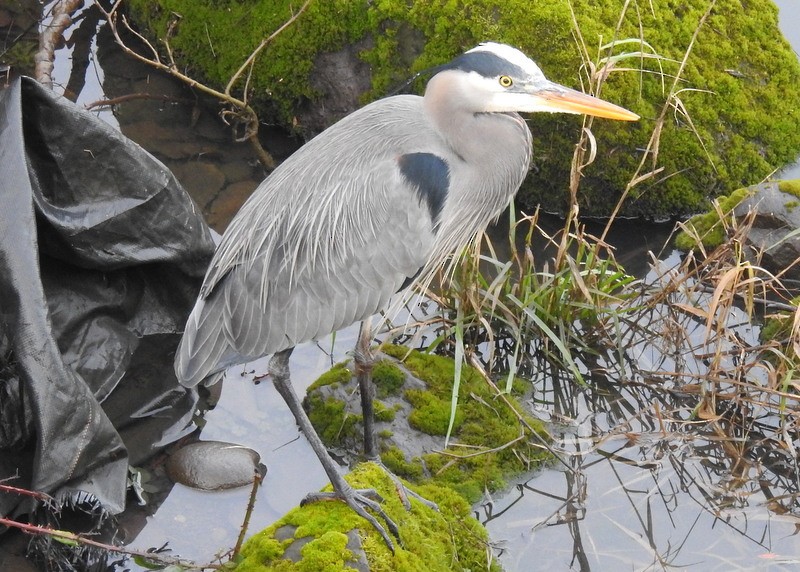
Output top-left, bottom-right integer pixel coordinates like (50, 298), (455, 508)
(234, 463), (500, 572)
(126, 0), (800, 218)
(674, 186), (753, 251)
(307, 361), (352, 392)
(250, 346), (550, 566)
(778, 179), (800, 198)
(404, 388), (464, 435)
(381, 345), (550, 503)
(126, 0), (371, 127)
(759, 296), (800, 370)
(305, 344), (550, 506)
(761, 296), (800, 345)
(304, 393), (360, 447)
(380, 446), (424, 481)
(0, 3), (40, 76)
(373, 400), (397, 423)
(296, 531), (353, 572)
(372, 361), (405, 398)
(785, 201), (800, 213)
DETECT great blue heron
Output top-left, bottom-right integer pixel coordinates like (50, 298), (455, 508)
(175, 42), (638, 548)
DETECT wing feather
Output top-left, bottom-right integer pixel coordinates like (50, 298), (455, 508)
(175, 96), (447, 386)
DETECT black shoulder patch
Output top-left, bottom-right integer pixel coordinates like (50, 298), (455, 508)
(398, 153), (449, 229)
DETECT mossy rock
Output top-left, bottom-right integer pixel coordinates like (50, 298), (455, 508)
(304, 346), (550, 504)
(233, 463), (501, 571)
(675, 179), (800, 262)
(778, 180), (800, 199)
(125, 0), (800, 218)
(673, 185), (754, 251)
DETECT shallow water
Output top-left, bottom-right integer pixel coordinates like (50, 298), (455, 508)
(5, 1), (800, 569)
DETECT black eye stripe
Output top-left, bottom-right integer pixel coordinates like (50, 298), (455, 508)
(443, 51), (528, 80)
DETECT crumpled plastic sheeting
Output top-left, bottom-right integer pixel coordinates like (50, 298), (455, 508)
(0, 77), (215, 518)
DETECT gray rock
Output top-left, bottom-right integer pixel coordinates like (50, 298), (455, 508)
(304, 354), (444, 469)
(166, 440), (266, 490)
(733, 181), (800, 282)
(296, 38), (374, 136)
(268, 526), (370, 570)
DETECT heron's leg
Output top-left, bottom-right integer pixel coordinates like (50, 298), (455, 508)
(353, 322), (439, 513)
(268, 348), (399, 551)
(354, 318), (378, 459)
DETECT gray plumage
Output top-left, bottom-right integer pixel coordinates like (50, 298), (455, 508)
(175, 42), (638, 388)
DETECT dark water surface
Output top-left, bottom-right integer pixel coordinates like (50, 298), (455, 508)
(6, 1), (800, 569)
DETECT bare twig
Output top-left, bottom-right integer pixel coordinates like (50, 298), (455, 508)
(94, 0), (310, 170)
(232, 471), (263, 559)
(0, 483), (54, 504)
(225, 0), (311, 99)
(84, 92), (194, 110)
(0, 516), (218, 570)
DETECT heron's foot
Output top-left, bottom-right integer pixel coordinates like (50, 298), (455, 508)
(373, 460), (439, 512)
(301, 484), (400, 551)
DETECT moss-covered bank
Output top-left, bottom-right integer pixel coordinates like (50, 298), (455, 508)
(234, 463), (501, 571)
(675, 179), (800, 251)
(125, 1), (800, 219)
(236, 345), (547, 570)
(305, 346), (551, 504)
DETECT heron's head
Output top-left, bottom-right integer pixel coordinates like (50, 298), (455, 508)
(426, 42), (638, 121)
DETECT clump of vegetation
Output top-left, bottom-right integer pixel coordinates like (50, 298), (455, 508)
(234, 463), (501, 572)
(306, 361), (352, 391)
(674, 178), (800, 252)
(304, 393), (360, 447)
(373, 400), (398, 423)
(760, 296), (800, 370)
(304, 345), (550, 505)
(421, 208), (637, 389)
(0, 2), (41, 77)
(371, 360), (405, 398)
(122, 0), (800, 218)
(383, 346), (550, 502)
(778, 179), (800, 198)
(380, 446), (425, 481)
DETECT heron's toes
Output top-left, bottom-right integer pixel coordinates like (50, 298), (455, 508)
(374, 461), (439, 512)
(301, 486), (400, 551)
(302, 487), (384, 505)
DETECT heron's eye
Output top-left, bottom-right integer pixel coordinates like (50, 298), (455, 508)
(499, 75), (513, 88)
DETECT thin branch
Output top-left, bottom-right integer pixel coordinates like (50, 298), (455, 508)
(84, 92), (194, 110)
(225, 0), (311, 98)
(0, 516), (220, 570)
(232, 471), (263, 558)
(0, 483), (54, 504)
(94, 0), (310, 171)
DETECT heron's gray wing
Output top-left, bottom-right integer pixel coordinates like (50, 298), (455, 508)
(175, 155), (443, 386)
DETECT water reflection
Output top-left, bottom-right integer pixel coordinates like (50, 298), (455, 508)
(472, 253), (800, 570)
(7, 2), (800, 570)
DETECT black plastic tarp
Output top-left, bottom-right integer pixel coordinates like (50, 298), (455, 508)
(0, 76), (215, 519)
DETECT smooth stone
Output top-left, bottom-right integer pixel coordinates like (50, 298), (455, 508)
(166, 440), (266, 490)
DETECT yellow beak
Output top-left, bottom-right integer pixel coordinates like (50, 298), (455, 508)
(533, 82), (639, 121)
